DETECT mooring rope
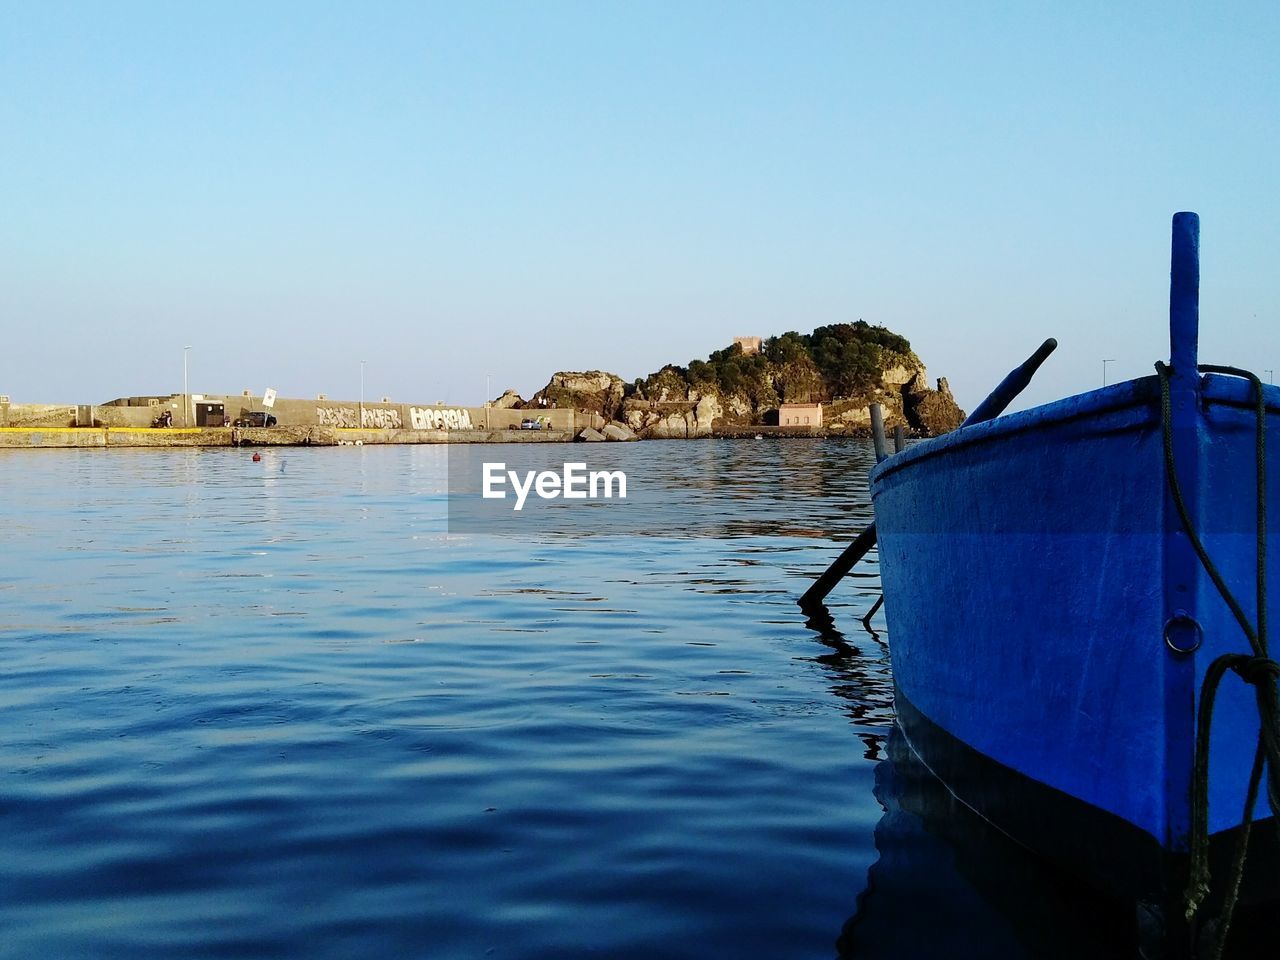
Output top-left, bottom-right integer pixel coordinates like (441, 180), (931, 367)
(1155, 361), (1278, 957)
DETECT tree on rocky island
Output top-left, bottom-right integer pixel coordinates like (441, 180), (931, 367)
(635, 319), (921, 407)
(531, 320), (965, 438)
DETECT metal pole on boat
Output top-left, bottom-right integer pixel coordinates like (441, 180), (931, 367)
(1102, 359), (1116, 386)
(893, 426), (905, 453)
(870, 403), (888, 462)
(799, 337), (1058, 609)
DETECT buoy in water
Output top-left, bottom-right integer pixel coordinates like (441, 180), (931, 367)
(252, 452), (262, 462)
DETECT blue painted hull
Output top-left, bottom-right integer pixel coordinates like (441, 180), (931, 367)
(870, 372), (1280, 898)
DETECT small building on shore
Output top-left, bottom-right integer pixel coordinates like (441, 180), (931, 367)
(778, 403), (822, 427)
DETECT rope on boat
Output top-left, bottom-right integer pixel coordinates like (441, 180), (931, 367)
(1155, 361), (1278, 957)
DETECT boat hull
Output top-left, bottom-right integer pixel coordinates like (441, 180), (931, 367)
(870, 373), (1280, 902)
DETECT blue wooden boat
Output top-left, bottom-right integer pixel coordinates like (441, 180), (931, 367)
(865, 214), (1278, 940)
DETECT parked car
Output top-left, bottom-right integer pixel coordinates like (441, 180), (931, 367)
(233, 412), (278, 428)
(519, 418), (544, 430)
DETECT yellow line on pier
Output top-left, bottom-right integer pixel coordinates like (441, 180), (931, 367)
(108, 427), (207, 434)
(0, 427), (206, 434)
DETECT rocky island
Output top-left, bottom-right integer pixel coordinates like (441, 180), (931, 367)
(516, 322), (965, 440)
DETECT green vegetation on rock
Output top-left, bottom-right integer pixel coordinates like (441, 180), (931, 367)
(634, 321), (920, 407)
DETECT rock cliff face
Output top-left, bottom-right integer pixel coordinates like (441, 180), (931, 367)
(619, 396), (722, 438)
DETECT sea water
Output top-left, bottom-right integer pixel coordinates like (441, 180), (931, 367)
(0, 442), (1151, 958)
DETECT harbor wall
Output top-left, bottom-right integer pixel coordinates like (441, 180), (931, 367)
(0, 427), (219, 448)
(104, 394), (598, 433)
(1, 402), (81, 428)
(1, 401), (160, 429)
(0, 425), (578, 449)
(4, 395), (606, 435)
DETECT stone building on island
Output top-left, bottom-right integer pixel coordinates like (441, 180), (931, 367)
(778, 403), (822, 427)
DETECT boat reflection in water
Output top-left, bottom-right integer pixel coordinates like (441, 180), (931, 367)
(838, 725), (1277, 959)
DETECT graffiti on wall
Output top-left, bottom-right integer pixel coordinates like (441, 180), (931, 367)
(362, 407), (402, 429)
(316, 406), (404, 429)
(317, 406), (358, 428)
(410, 407), (473, 430)
(313, 406), (476, 430)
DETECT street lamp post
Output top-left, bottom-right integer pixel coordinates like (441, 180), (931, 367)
(360, 360), (366, 429)
(183, 345), (192, 427)
(485, 374), (491, 430)
(1101, 359), (1116, 387)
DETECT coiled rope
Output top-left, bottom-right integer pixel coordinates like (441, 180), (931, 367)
(1155, 361), (1278, 958)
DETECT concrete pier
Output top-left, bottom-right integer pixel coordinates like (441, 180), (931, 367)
(235, 426), (575, 446)
(0, 392), (590, 449)
(0, 425), (574, 449)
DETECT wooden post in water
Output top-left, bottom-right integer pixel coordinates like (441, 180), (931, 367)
(893, 425), (905, 453)
(870, 403), (888, 463)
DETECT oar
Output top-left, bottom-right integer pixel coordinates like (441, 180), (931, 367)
(798, 337), (1058, 609)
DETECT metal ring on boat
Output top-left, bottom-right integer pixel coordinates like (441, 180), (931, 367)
(1164, 612), (1203, 655)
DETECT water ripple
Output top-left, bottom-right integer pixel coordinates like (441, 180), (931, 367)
(0, 443), (889, 959)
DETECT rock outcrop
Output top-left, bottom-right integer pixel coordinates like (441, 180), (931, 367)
(623, 401), (697, 438)
(602, 422), (638, 441)
(903, 374), (965, 435)
(490, 389), (524, 409)
(529, 371), (626, 421)
(612, 366), (963, 438)
(618, 361), (963, 438)
(616, 394), (726, 439)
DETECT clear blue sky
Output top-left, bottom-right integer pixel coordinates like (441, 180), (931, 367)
(2, 1), (1277, 410)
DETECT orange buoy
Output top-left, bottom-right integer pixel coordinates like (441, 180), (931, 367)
(252, 452), (262, 462)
